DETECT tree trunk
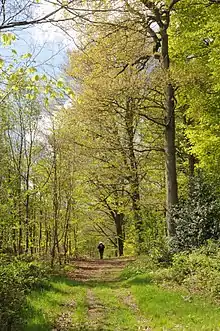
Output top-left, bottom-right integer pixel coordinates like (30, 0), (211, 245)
(51, 128), (61, 267)
(63, 198), (71, 263)
(125, 98), (143, 248)
(73, 224), (78, 258)
(161, 28), (178, 237)
(183, 116), (197, 194)
(12, 228), (17, 254)
(39, 210), (42, 255)
(25, 193), (30, 253)
(115, 213), (124, 256)
(45, 227), (49, 255)
(0, 227), (3, 250)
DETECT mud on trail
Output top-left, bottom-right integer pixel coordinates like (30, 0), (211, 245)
(66, 257), (135, 282)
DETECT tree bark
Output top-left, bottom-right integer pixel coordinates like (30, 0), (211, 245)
(115, 213), (124, 256)
(125, 98), (144, 248)
(51, 128), (60, 266)
(63, 198), (71, 263)
(164, 83), (178, 237)
(161, 26), (178, 237)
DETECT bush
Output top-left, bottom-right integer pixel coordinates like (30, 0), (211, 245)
(120, 255), (157, 279)
(170, 175), (220, 252)
(170, 243), (220, 297)
(0, 255), (51, 330)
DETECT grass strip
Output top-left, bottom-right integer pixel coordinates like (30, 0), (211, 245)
(129, 274), (220, 330)
(24, 277), (87, 331)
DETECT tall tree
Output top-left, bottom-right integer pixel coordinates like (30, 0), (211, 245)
(64, 24), (166, 252)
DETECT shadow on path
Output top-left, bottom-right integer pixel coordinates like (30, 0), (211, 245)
(65, 257), (136, 283)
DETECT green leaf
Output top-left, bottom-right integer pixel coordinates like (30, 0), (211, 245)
(32, 74), (40, 81)
(66, 87), (75, 98)
(27, 67), (37, 74)
(22, 53), (32, 59)
(56, 79), (64, 88)
(42, 74), (47, 81)
(0, 58), (4, 68)
(1, 33), (16, 46)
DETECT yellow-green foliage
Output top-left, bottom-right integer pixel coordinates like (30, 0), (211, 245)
(0, 255), (50, 330)
(170, 242), (220, 297)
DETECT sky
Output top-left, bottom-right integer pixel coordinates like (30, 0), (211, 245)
(13, 26), (72, 76)
(0, 1), (77, 78)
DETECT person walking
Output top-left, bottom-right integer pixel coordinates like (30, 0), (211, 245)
(97, 242), (105, 259)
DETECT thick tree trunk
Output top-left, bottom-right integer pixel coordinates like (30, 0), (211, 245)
(162, 28), (178, 237)
(132, 189), (143, 247)
(164, 83), (178, 237)
(115, 213), (124, 256)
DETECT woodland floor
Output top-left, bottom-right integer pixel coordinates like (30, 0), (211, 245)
(56, 257), (147, 330)
(25, 258), (220, 331)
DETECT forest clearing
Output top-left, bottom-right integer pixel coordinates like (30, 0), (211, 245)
(1, 1), (220, 330)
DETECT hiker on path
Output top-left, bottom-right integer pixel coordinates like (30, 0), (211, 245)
(97, 242), (105, 259)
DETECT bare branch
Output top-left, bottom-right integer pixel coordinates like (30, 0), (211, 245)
(94, 224), (117, 247)
(139, 112), (166, 127)
(0, 2), (64, 30)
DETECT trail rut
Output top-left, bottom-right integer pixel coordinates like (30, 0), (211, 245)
(53, 257), (152, 331)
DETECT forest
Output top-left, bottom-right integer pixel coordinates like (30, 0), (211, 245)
(1, 0), (220, 330)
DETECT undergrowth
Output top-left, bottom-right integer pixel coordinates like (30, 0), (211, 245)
(122, 240), (220, 299)
(0, 254), (51, 330)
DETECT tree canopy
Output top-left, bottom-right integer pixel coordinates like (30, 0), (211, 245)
(0, 0), (220, 260)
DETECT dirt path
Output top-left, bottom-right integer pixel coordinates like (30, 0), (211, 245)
(27, 258), (220, 331)
(66, 257), (135, 282)
(52, 257), (152, 331)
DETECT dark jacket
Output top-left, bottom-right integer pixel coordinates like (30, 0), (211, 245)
(97, 243), (105, 251)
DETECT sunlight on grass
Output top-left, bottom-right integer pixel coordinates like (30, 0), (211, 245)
(130, 274), (220, 330)
(24, 272), (220, 331)
(93, 286), (138, 330)
(24, 277), (87, 331)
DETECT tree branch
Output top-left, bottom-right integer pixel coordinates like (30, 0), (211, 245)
(0, 4), (65, 30)
(94, 224), (117, 247)
(168, 0), (182, 11)
(139, 112), (166, 127)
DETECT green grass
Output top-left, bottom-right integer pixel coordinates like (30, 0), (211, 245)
(24, 277), (87, 331)
(129, 274), (220, 330)
(92, 286), (138, 330)
(23, 269), (220, 331)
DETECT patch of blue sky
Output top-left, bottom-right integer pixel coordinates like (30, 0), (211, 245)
(0, 24), (74, 77)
